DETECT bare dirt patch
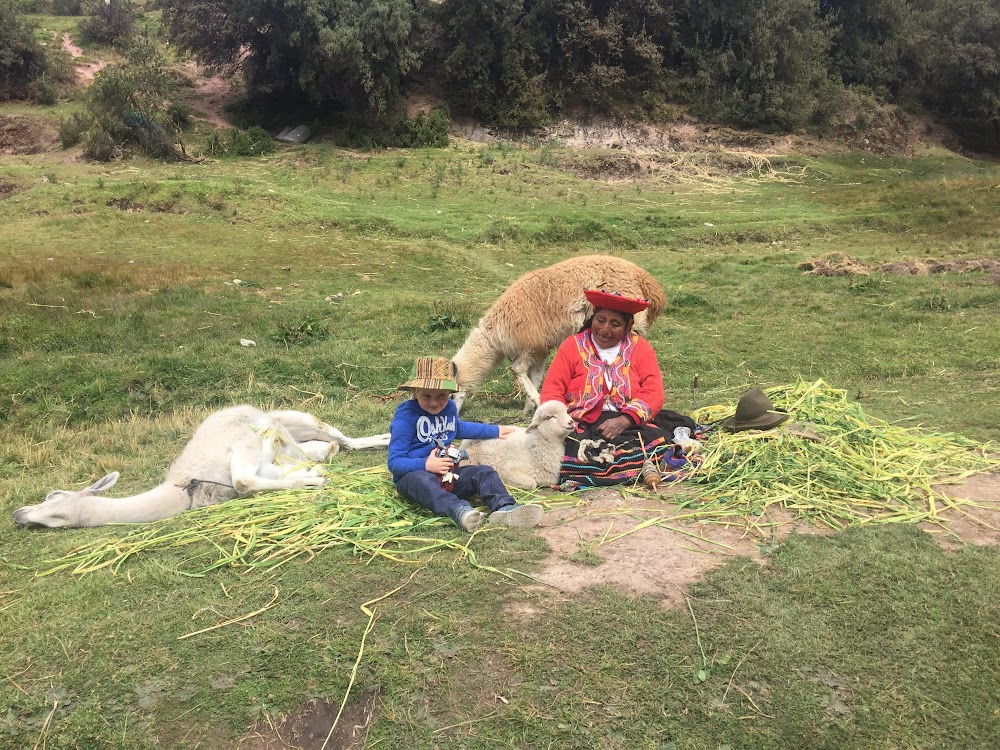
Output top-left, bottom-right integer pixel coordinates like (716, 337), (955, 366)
(0, 114), (59, 155)
(454, 107), (971, 161)
(799, 252), (1000, 283)
(239, 691), (379, 750)
(530, 473), (1000, 606)
(0, 179), (21, 198)
(561, 149), (780, 182)
(925, 472), (1000, 549)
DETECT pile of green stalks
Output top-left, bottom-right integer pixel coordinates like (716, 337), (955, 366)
(681, 379), (999, 537)
(37, 467), (568, 578)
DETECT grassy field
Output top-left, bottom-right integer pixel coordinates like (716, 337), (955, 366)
(2, 35), (1000, 747)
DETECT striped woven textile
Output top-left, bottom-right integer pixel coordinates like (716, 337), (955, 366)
(557, 412), (701, 488)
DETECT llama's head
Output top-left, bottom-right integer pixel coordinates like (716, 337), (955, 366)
(12, 472), (119, 528)
(526, 400), (575, 437)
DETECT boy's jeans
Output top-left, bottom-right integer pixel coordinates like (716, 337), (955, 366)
(396, 465), (515, 522)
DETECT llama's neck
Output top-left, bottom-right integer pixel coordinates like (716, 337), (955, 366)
(452, 326), (506, 393)
(77, 483), (191, 526)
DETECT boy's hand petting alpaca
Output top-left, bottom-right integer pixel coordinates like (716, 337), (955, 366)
(425, 452), (454, 475)
(498, 426), (517, 439)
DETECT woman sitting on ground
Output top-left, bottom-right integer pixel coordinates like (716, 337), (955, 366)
(538, 289), (696, 487)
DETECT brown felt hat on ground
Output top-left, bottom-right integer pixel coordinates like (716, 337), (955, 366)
(398, 357), (459, 392)
(722, 388), (790, 432)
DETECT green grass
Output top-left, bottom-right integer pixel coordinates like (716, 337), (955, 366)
(2, 74), (1000, 748)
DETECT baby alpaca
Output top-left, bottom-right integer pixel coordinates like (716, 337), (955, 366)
(461, 401), (575, 489)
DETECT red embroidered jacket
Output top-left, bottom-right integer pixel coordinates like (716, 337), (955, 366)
(540, 330), (664, 425)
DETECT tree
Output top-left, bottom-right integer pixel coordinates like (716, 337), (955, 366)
(678, 0), (833, 130)
(161, 0), (427, 114)
(531, 0), (679, 111)
(918, 0), (1000, 144)
(822, 0), (920, 101)
(79, 0), (137, 47)
(0, 0), (46, 100)
(434, 0), (548, 129)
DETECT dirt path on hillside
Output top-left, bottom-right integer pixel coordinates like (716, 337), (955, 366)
(56, 34), (236, 127)
(182, 61), (239, 128)
(61, 33), (107, 84)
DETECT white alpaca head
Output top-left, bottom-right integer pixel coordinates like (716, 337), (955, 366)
(526, 401), (575, 437)
(12, 472), (119, 528)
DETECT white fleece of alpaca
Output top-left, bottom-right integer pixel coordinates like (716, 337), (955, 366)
(461, 401), (576, 490)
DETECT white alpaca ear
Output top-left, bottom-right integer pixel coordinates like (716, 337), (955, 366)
(526, 424), (538, 433)
(83, 472), (119, 495)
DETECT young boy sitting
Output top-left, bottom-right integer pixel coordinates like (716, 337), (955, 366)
(388, 357), (544, 532)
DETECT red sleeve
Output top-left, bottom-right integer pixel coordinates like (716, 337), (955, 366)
(622, 336), (664, 423)
(540, 337), (579, 405)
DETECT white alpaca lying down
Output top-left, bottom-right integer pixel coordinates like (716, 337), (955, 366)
(461, 400), (576, 489)
(12, 406), (390, 528)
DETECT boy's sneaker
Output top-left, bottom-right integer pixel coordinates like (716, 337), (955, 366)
(489, 503), (544, 528)
(453, 505), (485, 533)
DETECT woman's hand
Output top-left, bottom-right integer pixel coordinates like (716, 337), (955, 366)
(425, 452), (453, 476)
(597, 415), (633, 441)
(498, 426), (517, 439)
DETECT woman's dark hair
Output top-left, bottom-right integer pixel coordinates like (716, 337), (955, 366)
(579, 308), (634, 333)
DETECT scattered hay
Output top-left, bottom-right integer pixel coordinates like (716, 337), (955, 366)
(33, 466), (564, 577)
(797, 252), (872, 277)
(686, 379), (999, 536)
(35, 380), (998, 577)
(799, 253), (1000, 282)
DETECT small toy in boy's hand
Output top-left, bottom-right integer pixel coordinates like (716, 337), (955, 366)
(434, 438), (469, 492)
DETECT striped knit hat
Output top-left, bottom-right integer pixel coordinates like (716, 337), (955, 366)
(398, 357), (459, 392)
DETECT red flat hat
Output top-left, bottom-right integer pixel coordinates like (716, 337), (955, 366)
(584, 289), (650, 315)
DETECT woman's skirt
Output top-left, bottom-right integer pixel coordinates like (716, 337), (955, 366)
(558, 410), (701, 488)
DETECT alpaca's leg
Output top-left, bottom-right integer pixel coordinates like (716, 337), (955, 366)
(296, 440), (336, 462)
(268, 410), (389, 451)
(511, 353), (543, 412)
(230, 435), (325, 494)
(524, 357), (547, 413)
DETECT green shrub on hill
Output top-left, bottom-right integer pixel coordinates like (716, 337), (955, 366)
(0, 0), (47, 100)
(79, 0), (137, 47)
(205, 126), (274, 157)
(72, 38), (186, 161)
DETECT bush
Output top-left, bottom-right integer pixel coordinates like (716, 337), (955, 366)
(52, 0), (81, 15)
(79, 0), (136, 47)
(32, 77), (56, 104)
(166, 101), (191, 128)
(58, 112), (89, 147)
(0, 0), (47, 100)
(81, 127), (119, 161)
(206, 126), (275, 157)
(43, 44), (76, 87)
(395, 106), (450, 148)
(82, 39), (185, 160)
